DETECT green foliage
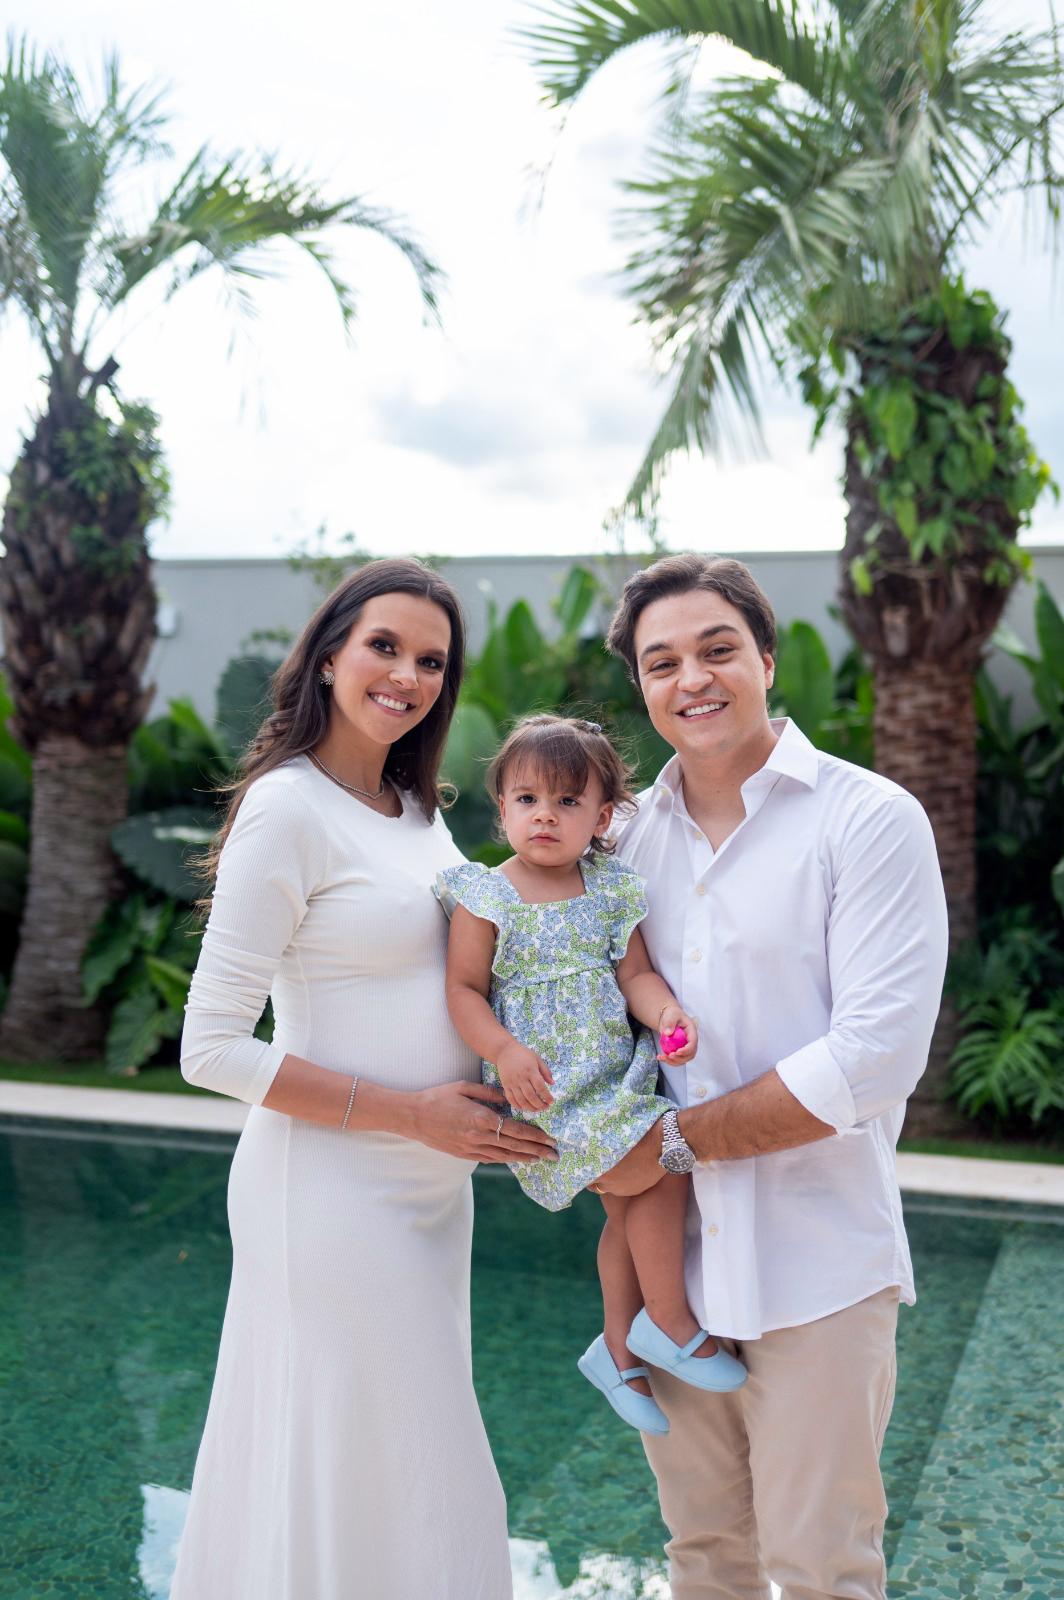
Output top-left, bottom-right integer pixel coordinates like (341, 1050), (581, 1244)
(58, 400), (170, 533)
(75, 643), (285, 1069)
(110, 807), (217, 902)
(215, 655), (276, 758)
(287, 527), (369, 596)
(948, 917), (1064, 1128)
(950, 588), (1064, 1128)
(0, 838), (27, 919)
(799, 280), (1056, 591)
(0, 681), (30, 970)
(128, 697), (229, 813)
(769, 621), (873, 766)
(976, 582), (1064, 936)
(949, 994), (1064, 1125)
(0, 679), (32, 819)
(81, 893), (202, 1073)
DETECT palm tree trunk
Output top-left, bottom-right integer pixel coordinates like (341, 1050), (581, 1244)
(0, 737), (128, 1060)
(870, 660), (980, 1134)
(873, 660), (977, 946)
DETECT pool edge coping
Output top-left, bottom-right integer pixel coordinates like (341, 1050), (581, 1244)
(2, 1080), (1063, 1206)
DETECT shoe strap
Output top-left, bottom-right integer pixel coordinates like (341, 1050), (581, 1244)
(679, 1329), (711, 1360)
(620, 1365), (651, 1383)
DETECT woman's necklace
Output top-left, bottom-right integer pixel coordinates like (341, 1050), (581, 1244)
(308, 749), (386, 800)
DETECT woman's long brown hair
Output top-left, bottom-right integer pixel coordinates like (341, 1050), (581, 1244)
(199, 557), (466, 892)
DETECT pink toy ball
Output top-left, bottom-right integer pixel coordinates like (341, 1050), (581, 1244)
(659, 1025), (688, 1056)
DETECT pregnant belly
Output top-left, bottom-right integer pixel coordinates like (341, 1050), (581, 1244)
(272, 1015), (481, 1094)
(236, 1103), (478, 1203)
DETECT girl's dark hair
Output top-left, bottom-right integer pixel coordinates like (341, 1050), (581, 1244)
(486, 714), (636, 855)
(201, 558), (465, 888)
(606, 553), (778, 679)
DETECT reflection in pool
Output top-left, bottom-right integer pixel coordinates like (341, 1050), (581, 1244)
(0, 1121), (1060, 1599)
(136, 1491), (675, 1600)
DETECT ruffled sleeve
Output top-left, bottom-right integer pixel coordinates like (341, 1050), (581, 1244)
(434, 861), (510, 930)
(589, 853), (648, 962)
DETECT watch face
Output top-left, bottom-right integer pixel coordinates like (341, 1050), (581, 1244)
(662, 1146), (697, 1175)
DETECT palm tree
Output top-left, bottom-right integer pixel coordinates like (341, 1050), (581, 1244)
(0, 41), (441, 1058)
(524, 1), (1062, 1098)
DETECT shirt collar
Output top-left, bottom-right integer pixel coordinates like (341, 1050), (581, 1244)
(651, 717), (820, 809)
(751, 717), (821, 791)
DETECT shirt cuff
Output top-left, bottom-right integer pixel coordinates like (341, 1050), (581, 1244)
(776, 1038), (859, 1134)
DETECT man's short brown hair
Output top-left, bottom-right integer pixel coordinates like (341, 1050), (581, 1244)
(606, 554), (778, 680)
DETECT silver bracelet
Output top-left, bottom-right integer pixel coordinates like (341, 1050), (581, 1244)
(340, 1075), (359, 1131)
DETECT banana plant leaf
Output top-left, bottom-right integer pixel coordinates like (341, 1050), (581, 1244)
(216, 654), (276, 756)
(442, 700), (499, 791)
(111, 807), (216, 901)
(105, 986), (183, 1075)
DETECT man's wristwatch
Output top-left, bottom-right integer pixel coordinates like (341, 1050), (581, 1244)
(658, 1109), (697, 1175)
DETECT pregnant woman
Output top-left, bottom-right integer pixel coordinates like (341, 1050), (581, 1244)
(169, 558), (554, 1600)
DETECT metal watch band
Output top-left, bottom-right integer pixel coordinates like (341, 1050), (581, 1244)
(659, 1108), (696, 1173)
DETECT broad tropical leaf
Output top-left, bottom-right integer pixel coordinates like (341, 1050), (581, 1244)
(442, 700), (499, 791)
(111, 806), (216, 901)
(216, 654), (276, 757)
(105, 985), (182, 1074)
(554, 564), (600, 636)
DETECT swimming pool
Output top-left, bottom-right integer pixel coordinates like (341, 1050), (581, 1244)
(1, 1118), (1061, 1599)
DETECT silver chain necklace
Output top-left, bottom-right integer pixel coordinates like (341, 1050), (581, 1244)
(308, 749), (386, 800)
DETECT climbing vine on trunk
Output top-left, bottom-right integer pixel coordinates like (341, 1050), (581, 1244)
(798, 278), (1055, 627)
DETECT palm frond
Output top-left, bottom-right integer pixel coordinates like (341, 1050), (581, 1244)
(522, 0), (844, 116)
(101, 152), (442, 329)
(0, 39), (178, 358)
(0, 42), (444, 381)
(622, 301), (766, 515)
(0, 178), (53, 354)
(624, 79), (893, 348)
(0, 38), (103, 317)
(524, 0), (1064, 514)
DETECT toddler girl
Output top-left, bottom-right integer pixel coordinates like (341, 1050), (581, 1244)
(437, 714), (745, 1436)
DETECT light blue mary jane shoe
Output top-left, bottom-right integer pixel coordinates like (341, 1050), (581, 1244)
(627, 1308), (748, 1393)
(577, 1334), (670, 1435)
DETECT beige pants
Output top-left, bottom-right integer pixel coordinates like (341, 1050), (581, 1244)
(641, 1287), (900, 1600)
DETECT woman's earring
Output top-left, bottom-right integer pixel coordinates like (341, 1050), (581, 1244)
(320, 669), (335, 687)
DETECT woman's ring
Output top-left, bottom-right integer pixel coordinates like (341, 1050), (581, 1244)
(495, 1115), (505, 1141)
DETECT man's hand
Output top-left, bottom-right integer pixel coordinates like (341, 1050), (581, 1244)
(592, 1070), (835, 1193)
(496, 1040), (554, 1113)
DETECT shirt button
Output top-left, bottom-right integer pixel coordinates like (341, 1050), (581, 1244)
(689, 949), (702, 962)
(694, 830), (705, 842)
(707, 1223), (719, 1237)
(692, 1085), (707, 1099)
(696, 883), (707, 896)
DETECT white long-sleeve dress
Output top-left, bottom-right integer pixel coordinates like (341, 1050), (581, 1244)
(169, 756), (512, 1600)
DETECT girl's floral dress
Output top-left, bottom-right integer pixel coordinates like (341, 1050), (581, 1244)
(435, 853), (673, 1211)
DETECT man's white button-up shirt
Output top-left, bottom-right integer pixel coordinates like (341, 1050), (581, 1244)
(615, 718), (948, 1340)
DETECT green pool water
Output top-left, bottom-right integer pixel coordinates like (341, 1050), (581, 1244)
(1, 1118), (1061, 1599)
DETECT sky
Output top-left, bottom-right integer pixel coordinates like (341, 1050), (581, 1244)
(1, 0), (1062, 563)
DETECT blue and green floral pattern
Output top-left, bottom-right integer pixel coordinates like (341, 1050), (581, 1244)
(436, 854), (672, 1211)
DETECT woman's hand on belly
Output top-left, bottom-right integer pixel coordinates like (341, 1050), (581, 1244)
(407, 1080), (558, 1165)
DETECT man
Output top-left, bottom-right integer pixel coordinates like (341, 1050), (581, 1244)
(601, 553), (948, 1600)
